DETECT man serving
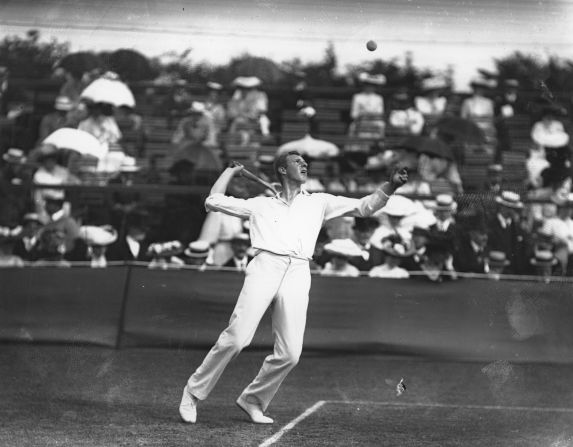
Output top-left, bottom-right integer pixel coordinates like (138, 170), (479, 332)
(179, 151), (408, 424)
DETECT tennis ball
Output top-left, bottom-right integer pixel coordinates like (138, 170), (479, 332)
(366, 40), (377, 51)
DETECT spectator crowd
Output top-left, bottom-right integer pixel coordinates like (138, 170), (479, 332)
(1, 61), (572, 281)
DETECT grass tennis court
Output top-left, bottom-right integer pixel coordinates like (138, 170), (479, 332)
(2, 344), (573, 446)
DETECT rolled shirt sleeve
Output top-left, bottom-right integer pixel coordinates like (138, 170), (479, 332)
(322, 188), (390, 221)
(205, 193), (257, 219)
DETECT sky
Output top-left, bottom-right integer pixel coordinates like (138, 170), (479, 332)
(1, 0), (573, 90)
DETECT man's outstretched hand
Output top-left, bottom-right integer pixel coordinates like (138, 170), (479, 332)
(389, 166), (408, 191)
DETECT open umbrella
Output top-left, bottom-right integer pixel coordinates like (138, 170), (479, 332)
(277, 134), (340, 158)
(43, 128), (106, 159)
(435, 116), (486, 145)
(106, 49), (154, 82)
(396, 135), (453, 161)
(81, 76), (136, 108)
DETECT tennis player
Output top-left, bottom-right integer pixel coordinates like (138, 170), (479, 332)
(180, 151), (408, 424)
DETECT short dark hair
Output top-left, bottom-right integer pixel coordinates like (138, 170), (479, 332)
(273, 150), (302, 182)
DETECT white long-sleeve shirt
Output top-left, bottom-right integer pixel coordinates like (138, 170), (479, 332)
(205, 189), (390, 260)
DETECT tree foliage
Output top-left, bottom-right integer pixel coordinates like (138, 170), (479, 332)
(0, 30), (69, 78)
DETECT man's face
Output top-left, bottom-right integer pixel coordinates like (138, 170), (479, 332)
(331, 255), (348, 269)
(282, 154), (308, 184)
(435, 209), (453, 222)
(499, 206), (519, 221)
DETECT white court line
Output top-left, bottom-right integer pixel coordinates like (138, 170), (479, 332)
(259, 400), (327, 447)
(328, 400), (573, 414)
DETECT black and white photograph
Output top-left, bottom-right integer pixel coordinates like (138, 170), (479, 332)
(1, 0), (573, 445)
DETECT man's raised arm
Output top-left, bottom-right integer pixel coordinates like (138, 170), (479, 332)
(209, 163), (244, 195)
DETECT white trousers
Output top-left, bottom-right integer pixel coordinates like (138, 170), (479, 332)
(187, 251), (311, 411)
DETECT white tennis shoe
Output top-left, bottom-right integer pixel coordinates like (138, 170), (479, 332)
(236, 396), (274, 424)
(179, 386), (198, 423)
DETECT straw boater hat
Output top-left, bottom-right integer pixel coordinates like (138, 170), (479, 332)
(380, 237), (416, 258)
(421, 77), (448, 92)
(42, 189), (66, 202)
(381, 195), (416, 218)
(324, 239), (364, 258)
(2, 148), (26, 164)
(54, 96), (74, 111)
(232, 76), (262, 89)
(495, 191), (523, 209)
(79, 226), (118, 246)
(188, 101), (207, 114)
(184, 240), (210, 258)
(231, 233), (250, 244)
(148, 240), (184, 257)
(429, 194), (457, 212)
(22, 212), (43, 225)
(119, 156), (140, 173)
(488, 163), (503, 174)
(358, 72), (386, 86)
(487, 250), (510, 267)
(206, 81), (223, 91)
(530, 249), (558, 266)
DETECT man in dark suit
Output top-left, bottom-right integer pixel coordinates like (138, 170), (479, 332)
(428, 194), (458, 257)
(222, 233), (252, 271)
(487, 191), (528, 274)
(453, 210), (490, 274)
(107, 210), (152, 262)
(347, 216), (379, 272)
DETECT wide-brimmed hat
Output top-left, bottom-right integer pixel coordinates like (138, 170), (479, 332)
(119, 156), (140, 172)
(22, 212), (43, 225)
(232, 76), (262, 89)
(421, 77), (448, 92)
(380, 238), (415, 258)
(184, 240), (210, 258)
(231, 233), (251, 244)
(80, 225), (118, 246)
(148, 240), (184, 257)
(531, 124), (570, 148)
(429, 194), (457, 212)
(530, 249), (558, 266)
(206, 81), (223, 91)
(42, 189), (66, 202)
(188, 101), (206, 114)
(381, 195), (416, 217)
(358, 72), (386, 86)
(324, 239), (364, 258)
(2, 148), (26, 164)
(54, 96), (74, 111)
(487, 250), (510, 267)
(470, 77), (495, 89)
(495, 191), (523, 209)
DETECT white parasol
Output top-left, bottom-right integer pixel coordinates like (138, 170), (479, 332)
(81, 77), (136, 108)
(43, 128), (107, 159)
(277, 134), (339, 158)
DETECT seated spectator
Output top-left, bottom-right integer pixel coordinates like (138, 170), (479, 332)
(171, 102), (222, 177)
(2, 148), (33, 186)
(106, 156), (142, 232)
(486, 250), (511, 280)
(530, 105), (570, 158)
(0, 229), (25, 267)
(107, 210), (152, 262)
(41, 190), (81, 256)
(227, 76), (270, 145)
(38, 96), (75, 141)
(428, 194), (458, 254)
(453, 210), (489, 274)
(415, 77), (449, 119)
(494, 79), (526, 119)
(164, 83), (192, 129)
(115, 105), (146, 157)
(78, 102), (122, 148)
(402, 226), (431, 272)
(529, 248), (558, 283)
(183, 240), (210, 269)
(461, 78), (496, 147)
(416, 238), (457, 282)
(320, 239), (362, 277)
(368, 236), (412, 278)
(32, 228), (71, 267)
(538, 197), (573, 275)
(79, 225), (118, 268)
(32, 144), (80, 217)
(484, 164), (504, 193)
(147, 240), (185, 270)
(487, 191), (529, 274)
(347, 216), (379, 271)
(12, 212), (43, 261)
(222, 233), (252, 271)
(204, 81), (227, 147)
(345, 73), (386, 163)
(388, 88), (424, 136)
